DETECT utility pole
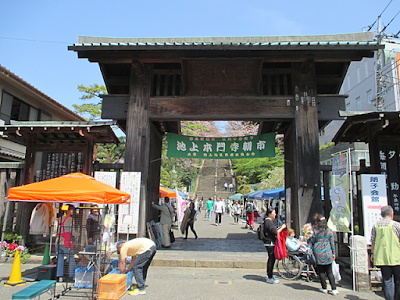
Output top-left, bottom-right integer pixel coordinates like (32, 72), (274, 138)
(376, 16), (385, 111)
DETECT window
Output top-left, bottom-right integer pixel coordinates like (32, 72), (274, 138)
(346, 102), (350, 111)
(356, 96), (361, 111)
(0, 91), (50, 124)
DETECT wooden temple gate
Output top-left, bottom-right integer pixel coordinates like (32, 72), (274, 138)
(69, 33), (381, 235)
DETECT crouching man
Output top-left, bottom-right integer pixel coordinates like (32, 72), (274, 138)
(117, 238), (157, 296)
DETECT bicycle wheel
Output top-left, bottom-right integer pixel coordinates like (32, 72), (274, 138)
(277, 255), (302, 280)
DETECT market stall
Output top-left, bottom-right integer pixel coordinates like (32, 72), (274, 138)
(2, 172), (131, 299)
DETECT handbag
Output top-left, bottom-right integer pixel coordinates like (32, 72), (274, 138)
(56, 216), (73, 249)
(169, 229), (175, 243)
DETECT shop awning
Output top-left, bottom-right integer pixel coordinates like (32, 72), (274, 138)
(7, 172), (131, 204)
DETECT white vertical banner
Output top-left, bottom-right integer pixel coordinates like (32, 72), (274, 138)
(328, 153), (351, 232)
(118, 172), (141, 234)
(176, 188), (184, 223)
(361, 174), (388, 244)
(94, 171), (117, 211)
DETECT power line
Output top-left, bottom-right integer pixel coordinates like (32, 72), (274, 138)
(0, 36), (70, 45)
(380, 10), (400, 36)
(366, 0), (393, 31)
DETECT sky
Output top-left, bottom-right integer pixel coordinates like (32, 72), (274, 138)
(1, 0), (399, 135)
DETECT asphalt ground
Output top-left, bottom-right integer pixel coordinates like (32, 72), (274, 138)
(0, 264), (384, 300)
(0, 211), (385, 299)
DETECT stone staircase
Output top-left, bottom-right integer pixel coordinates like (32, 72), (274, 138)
(195, 159), (236, 200)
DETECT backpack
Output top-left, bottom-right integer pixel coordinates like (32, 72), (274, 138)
(257, 222), (265, 241)
(246, 203), (254, 214)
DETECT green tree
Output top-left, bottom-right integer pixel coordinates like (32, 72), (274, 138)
(238, 184), (251, 194)
(96, 137), (126, 163)
(231, 147), (284, 184)
(73, 84), (107, 121)
(260, 167), (285, 190)
(73, 84), (125, 162)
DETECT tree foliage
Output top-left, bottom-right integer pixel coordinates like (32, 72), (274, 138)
(96, 137), (126, 163)
(260, 167), (285, 190)
(225, 120), (284, 187)
(73, 84), (124, 163)
(238, 184), (251, 194)
(231, 148), (284, 184)
(73, 84), (107, 121)
(223, 121), (259, 136)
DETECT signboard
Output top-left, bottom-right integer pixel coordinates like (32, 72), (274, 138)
(361, 174), (388, 243)
(327, 154), (351, 232)
(166, 132), (276, 159)
(94, 171), (117, 210)
(118, 172), (141, 234)
(379, 146), (400, 214)
(34, 152), (83, 182)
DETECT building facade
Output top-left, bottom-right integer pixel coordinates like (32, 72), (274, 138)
(0, 65), (85, 217)
(319, 37), (400, 166)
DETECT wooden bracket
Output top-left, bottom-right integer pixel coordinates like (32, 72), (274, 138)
(132, 59), (144, 75)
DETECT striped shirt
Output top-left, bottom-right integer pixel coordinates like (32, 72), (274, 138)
(310, 228), (335, 265)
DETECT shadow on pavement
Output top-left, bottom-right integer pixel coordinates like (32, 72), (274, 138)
(226, 232), (257, 239)
(243, 274), (266, 282)
(284, 282), (318, 291)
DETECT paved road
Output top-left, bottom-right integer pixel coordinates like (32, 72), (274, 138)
(0, 211), (385, 299)
(0, 264), (384, 300)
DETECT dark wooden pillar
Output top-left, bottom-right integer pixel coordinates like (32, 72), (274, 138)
(285, 60), (322, 234)
(19, 133), (36, 242)
(323, 169), (332, 218)
(125, 62), (152, 237)
(368, 124), (380, 173)
(84, 135), (94, 175)
(147, 122), (163, 223)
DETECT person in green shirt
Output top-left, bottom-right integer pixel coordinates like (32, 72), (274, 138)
(371, 205), (400, 300)
(206, 198), (214, 221)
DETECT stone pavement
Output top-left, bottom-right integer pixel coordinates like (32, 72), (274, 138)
(153, 211), (267, 268)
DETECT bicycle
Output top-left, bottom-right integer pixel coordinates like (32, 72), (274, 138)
(277, 251), (318, 282)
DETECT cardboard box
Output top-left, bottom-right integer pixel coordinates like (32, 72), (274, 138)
(98, 273), (127, 300)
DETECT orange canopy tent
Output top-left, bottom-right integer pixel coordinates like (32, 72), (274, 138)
(7, 172), (131, 204)
(159, 186), (176, 198)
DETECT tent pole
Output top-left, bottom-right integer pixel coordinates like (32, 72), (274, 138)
(0, 200), (11, 262)
(49, 222), (53, 259)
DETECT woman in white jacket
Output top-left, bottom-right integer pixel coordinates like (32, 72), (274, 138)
(231, 200), (241, 224)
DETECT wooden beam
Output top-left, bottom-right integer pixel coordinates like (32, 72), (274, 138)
(33, 143), (88, 152)
(102, 95), (295, 120)
(75, 49), (375, 64)
(150, 97), (294, 120)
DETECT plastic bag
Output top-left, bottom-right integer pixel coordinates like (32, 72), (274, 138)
(332, 260), (341, 282)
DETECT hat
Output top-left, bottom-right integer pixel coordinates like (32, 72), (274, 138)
(116, 241), (124, 254)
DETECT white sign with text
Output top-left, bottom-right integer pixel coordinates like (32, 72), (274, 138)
(361, 174), (388, 244)
(118, 172), (141, 234)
